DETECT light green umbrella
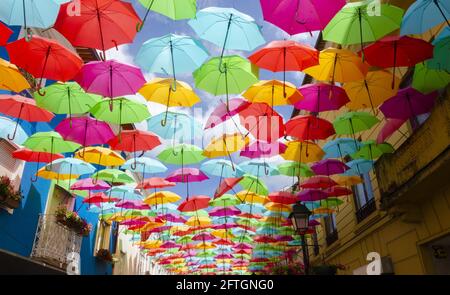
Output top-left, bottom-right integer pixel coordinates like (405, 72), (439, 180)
(277, 162), (314, 188)
(193, 55), (259, 110)
(157, 143), (205, 165)
(333, 112), (379, 135)
(351, 140), (394, 160)
(323, 2), (404, 58)
(239, 174), (269, 196)
(35, 82), (101, 126)
(23, 131), (80, 154)
(412, 63), (450, 94)
(137, 0), (196, 31)
(209, 194), (240, 207)
(91, 168), (135, 184)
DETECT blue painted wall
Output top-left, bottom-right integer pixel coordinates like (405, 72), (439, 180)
(0, 24), (112, 275)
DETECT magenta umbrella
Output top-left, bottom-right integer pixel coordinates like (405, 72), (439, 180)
(120, 219), (147, 226)
(376, 118), (407, 144)
(233, 242), (254, 250)
(166, 168), (209, 199)
(204, 98), (250, 130)
(160, 241), (180, 249)
(295, 83), (349, 113)
(75, 60), (146, 110)
(260, 0), (346, 35)
(216, 254), (233, 259)
(55, 116), (115, 148)
(379, 87), (438, 120)
(240, 141), (287, 158)
(275, 235), (294, 242)
(70, 178), (111, 191)
(297, 189), (328, 202)
(160, 213), (186, 224)
(193, 232), (215, 241)
(311, 159), (349, 176)
(214, 223), (239, 230)
(115, 200), (150, 210)
(209, 206), (241, 217)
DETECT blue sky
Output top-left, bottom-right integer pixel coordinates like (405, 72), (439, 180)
(105, 0), (319, 197)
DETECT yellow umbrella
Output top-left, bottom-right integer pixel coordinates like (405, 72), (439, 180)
(331, 175), (363, 186)
(186, 216), (211, 227)
(235, 190), (267, 205)
(304, 48), (369, 84)
(343, 70), (400, 112)
(217, 259), (233, 264)
(242, 80), (303, 107)
(142, 240), (163, 249)
(282, 141), (325, 163)
(141, 219), (166, 231)
(203, 133), (249, 158)
(211, 229), (235, 239)
(75, 146), (125, 166)
(313, 208), (335, 215)
(138, 78), (200, 107)
(36, 167), (79, 180)
(264, 202), (292, 212)
(195, 241), (215, 249)
(144, 191), (181, 205)
(259, 216), (281, 224)
(0, 58), (31, 92)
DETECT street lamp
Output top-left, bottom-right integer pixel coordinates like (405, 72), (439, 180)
(289, 202), (312, 275)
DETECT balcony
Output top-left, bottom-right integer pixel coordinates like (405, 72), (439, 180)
(326, 230), (338, 246)
(30, 214), (82, 270)
(355, 198), (377, 223)
(375, 91), (450, 211)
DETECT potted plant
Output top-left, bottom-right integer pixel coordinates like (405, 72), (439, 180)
(0, 176), (22, 209)
(96, 249), (113, 263)
(54, 206), (92, 236)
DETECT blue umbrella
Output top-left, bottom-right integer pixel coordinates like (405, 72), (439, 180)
(236, 203), (266, 215)
(400, 0), (449, 35)
(0, 0), (70, 39)
(0, 116), (28, 145)
(256, 226), (279, 235)
(153, 203), (179, 215)
(121, 157), (167, 174)
(239, 159), (279, 176)
(106, 185), (143, 201)
(201, 159), (244, 179)
(323, 138), (361, 159)
(89, 202), (118, 214)
(45, 158), (96, 175)
(135, 34), (209, 84)
(344, 159), (374, 176)
(147, 111), (202, 142)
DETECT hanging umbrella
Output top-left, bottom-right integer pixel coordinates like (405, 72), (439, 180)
(75, 60), (146, 110)
(379, 87), (438, 120)
(35, 82), (102, 125)
(54, 0), (141, 60)
(0, 21), (12, 45)
(323, 2), (404, 56)
(377, 118), (407, 144)
(6, 36), (83, 91)
(343, 70), (400, 113)
(277, 162), (314, 177)
(324, 186), (353, 198)
(116, 200), (150, 210)
(281, 141), (324, 163)
(178, 195), (211, 212)
(344, 159), (374, 176)
(35, 168), (78, 182)
(74, 146), (125, 167)
(285, 115), (335, 141)
(83, 193), (119, 204)
(412, 62), (450, 94)
(352, 140), (395, 161)
(400, 0), (449, 35)
(331, 175), (363, 187)
(243, 80), (302, 108)
(427, 27), (450, 72)
(0, 0), (70, 39)
(0, 95), (54, 140)
(137, 0), (196, 30)
(323, 138), (361, 159)
(44, 158), (96, 188)
(311, 159), (349, 176)
(239, 160), (278, 177)
(362, 36), (434, 88)
(201, 160), (243, 179)
(135, 177), (175, 190)
(92, 169), (135, 184)
(240, 141), (287, 159)
(23, 131), (80, 163)
(166, 168), (208, 199)
(333, 112), (379, 136)
(147, 111), (202, 141)
(0, 58), (30, 93)
(260, 0), (346, 35)
(71, 178), (110, 192)
(304, 48), (369, 85)
(268, 192), (298, 205)
(295, 83), (349, 113)
(121, 157), (167, 175)
(239, 175), (269, 196)
(297, 189), (329, 202)
(238, 102), (285, 143)
(204, 98), (249, 132)
(214, 177), (243, 198)
(193, 55), (259, 110)
(203, 133), (249, 169)
(12, 148), (64, 182)
(158, 144), (205, 165)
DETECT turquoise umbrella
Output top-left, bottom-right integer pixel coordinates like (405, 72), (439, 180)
(147, 111), (202, 141)
(239, 159), (279, 176)
(427, 27), (450, 72)
(44, 158), (96, 175)
(135, 34), (209, 86)
(121, 157), (167, 174)
(400, 0), (449, 35)
(106, 185), (143, 201)
(0, 0), (70, 40)
(201, 159), (244, 179)
(0, 116), (28, 145)
(344, 159), (374, 176)
(323, 138), (362, 159)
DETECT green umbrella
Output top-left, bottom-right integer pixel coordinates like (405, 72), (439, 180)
(193, 55), (259, 110)
(157, 143), (205, 165)
(412, 63), (450, 94)
(235, 217), (260, 228)
(35, 82), (101, 126)
(177, 235), (193, 244)
(333, 112), (379, 135)
(92, 169), (135, 184)
(239, 174), (269, 196)
(277, 162), (314, 177)
(209, 194), (240, 207)
(90, 97), (150, 138)
(317, 198), (344, 208)
(232, 233), (254, 243)
(323, 2), (403, 58)
(351, 140), (394, 160)
(137, 0), (196, 31)
(197, 251), (216, 258)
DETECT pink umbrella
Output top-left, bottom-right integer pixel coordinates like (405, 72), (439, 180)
(70, 178), (110, 191)
(216, 254), (233, 259)
(380, 87), (438, 120)
(75, 60), (146, 110)
(324, 186), (352, 197)
(309, 219), (320, 226)
(311, 159), (349, 176)
(193, 232), (215, 241)
(160, 213), (186, 223)
(297, 189), (329, 201)
(260, 0), (346, 35)
(268, 191), (298, 204)
(120, 219), (148, 226)
(166, 168), (209, 199)
(115, 200), (150, 210)
(295, 83), (349, 113)
(233, 243), (254, 250)
(240, 141), (287, 158)
(204, 98), (250, 130)
(300, 175), (337, 189)
(160, 241), (180, 249)
(214, 177), (243, 198)
(209, 206), (241, 217)
(376, 118), (407, 144)
(213, 223), (239, 230)
(275, 235), (294, 242)
(55, 116), (115, 147)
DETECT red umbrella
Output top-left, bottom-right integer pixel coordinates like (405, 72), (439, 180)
(178, 195), (211, 212)
(286, 115), (335, 140)
(12, 148), (64, 182)
(54, 0), (142, 60)
(300, 176), (337, 189)
(0, 22), (12, 46)
(6, 36), (83, 92)
(268, 191), (298, 205)
(135, 177), (176, 190)
(214, 239), (235, 246)
(192, 232), (215, 241)
(214, 177), (243, 198)
(362, 36), (434, 88)
(239, 212), (262, 219)
(0, 95), (54, 140)
(324, 186), (353, 197)
(239, 102), (285, 143)
(83, 193), (120, 204)
(204, 98), (250, 130)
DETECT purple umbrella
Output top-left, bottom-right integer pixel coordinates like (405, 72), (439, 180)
(115, 200), (150, 210)
(260, 0), (346, 35)
(160, 213), (186, 224)
(240, 141), (287, 158)
(376, 118), (407, 144)
(166, 168), (209, 199)
(309, 219), (320, 226)
(213, 223), (239, 230)
(311, 159), (349, 176)
(209, 206), (241, 217)
(297, 189), (328, 202)
(380, 87), (438, 120)
(75, 59), (146, 110)
(55, 116), (115, 148)
(204, 98), (250, 130)
(275, 235), (294, 242)
(233, 242), (254, 250)
(295, 83), (349, 113)
(160, 241), (180, 249)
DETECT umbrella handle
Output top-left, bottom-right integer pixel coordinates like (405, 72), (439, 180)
(264, 164), (270, 176)
(99, 51), (106, 61)
(131, 156), (137, 170)
(109, 98), (114, 112)
(136, 22), (144, 32)
(36, 88), (46, 96)
(25, 28), (33, 42)
(30, 174), (38, 183)
(137, 151), (145, 157)
(7, 120), (20, 141)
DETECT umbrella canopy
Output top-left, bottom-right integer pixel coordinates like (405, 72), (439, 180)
(427, 27), (450, 72)
(158, 144), (206, 165)
(166, 168), (209, 183)
(400, 0), (449, 35)
(137, 0), (196, 28)
(286, 115), (335, 140)
(23, 131), (80, 154)
(145, 191), (181, 206)
(0, 58), (31, 93)
(277, 162), (314, 177)
(297, 189), (329, 202)
(344, 159), (374, 176)
(203, 133), (249, 162)
(323, 138), (361, 159)
(210, 194), (240, 207)
(376, 118), (407, 144)
(324, 186), (353, 198)
(268, 192), (298, 205)
(260, 0), (346, 35)
(178, 195), (211, 212)
(379, 87), (438, 120)
(300, 175), (337, 189)
(92, 169), (135, 184)
(108, 129), (161, 154)
(0, 117), (27, 145)
(295, 83), (349, 113)
(0, 20), (12, 45)
(281, 141), (324, 163)
(215, 177), (243, 198)
(352, 140), (395, 161)
(54, 0), (141, 58)
(412, 62), (450, 94)
(12, 148), (63, 164)
(311, 159), (349, 176)
(70, 178), (110, 191)
(75, 146), (125, 167)
(147, 111), (202, 140)
(121, 157), (167, 175)
(44, 158), (96, 182)
(239, 160), (278, 177)
(55, 116), (115, 147)
(135, 177), (176, 190)
(240, 141), (287, 159)
(243, 80), (302, 107)
(333, 112), (379, 135)
(239, 175), (269, 196)
(204, 98), (250, 130)
(201, 160), (243, 179)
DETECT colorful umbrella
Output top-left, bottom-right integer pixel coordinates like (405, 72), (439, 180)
(323, 138), (361, 159)
(344, 159), (374, 176)
(239, 159), (278, 177)
(352, 140), (395, 161)
(295, 83), (349, 113)
(0, 94), (54, 140)
(121, 157), (167, 178)
(12, 148), (64, 182)
(286, 115), (335, 141)
(311, 159), (349, 176)
(260, 0), (346, 35)
(147, 111), (202, 140)
(54, 0), (141, 59)
(243, 80), (302, 107)
(158, 144), (205, 165)
(333, 112), (379, 136)
(137, 0), (196, 30)
(70, 178), (110, 192)
(92, 169), (135, 184)
(23, 131), (80, 156)
(178, 195), (211, 212)
(135, 177), (176, 190)
(214, 177), (243, 198)
(297, 189), (329, 202)
(240, 141), (287, 159)
(427, 27), (450, 72)
(75, 146), (125, 167)
(204, 98), (250, 130)
(203, 133), (249, 168)
(43, 158), (96, 187)
(400, 0), (449, 35)
(281, 141), (324, 163)
(277, 162), (314, 177)
(376, 118), (407, 144)
(6, 36), (83, 91)
(201, 160), (243, 179)
(166, 168), (208, 198)
(379, 87), (438, 120)
(0, 58), (31, 93)
(412, 62), (450, 94)
(240, 175), (269, 196)
(0, 21), (12, 45)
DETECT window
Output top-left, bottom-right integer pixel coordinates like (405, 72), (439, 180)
(324, 214), (338, 246)
(410, 113), (431, 131)
(46, 184), (75, 214)
(353, 173), (376, 222)
(94, 219), (112, 255)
